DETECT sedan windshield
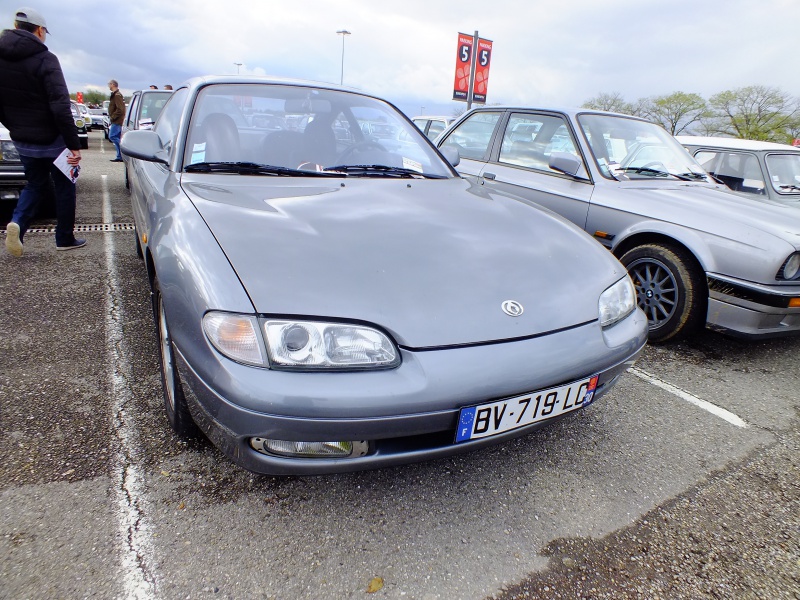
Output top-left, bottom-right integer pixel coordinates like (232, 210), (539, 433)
(578, 114), (712, 182)
(765, 153), (800, 195)
(183, 84), (453, 178)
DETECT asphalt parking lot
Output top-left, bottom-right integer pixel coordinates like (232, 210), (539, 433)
(1, 131), (798, 599)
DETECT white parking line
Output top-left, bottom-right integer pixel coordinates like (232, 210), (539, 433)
(102, 174), (156, 599)
(629, 367), (748, 428)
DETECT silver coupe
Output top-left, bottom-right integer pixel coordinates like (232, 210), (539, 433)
(122, 77), (647, 475)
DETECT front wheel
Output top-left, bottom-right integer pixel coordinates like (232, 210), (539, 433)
(620, 243), (707, 343)
(153, 275), (198, 437)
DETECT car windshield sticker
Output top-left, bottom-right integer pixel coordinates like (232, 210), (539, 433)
(402, 157), (424, 173)
(191, 142), (206, 164)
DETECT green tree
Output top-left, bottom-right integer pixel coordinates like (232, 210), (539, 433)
(582, 92), (637, 116)
(704, 86), (799, 142)
(639, 92), (708, 135)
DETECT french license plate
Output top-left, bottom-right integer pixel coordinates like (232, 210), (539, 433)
(455, 375), (599, 443)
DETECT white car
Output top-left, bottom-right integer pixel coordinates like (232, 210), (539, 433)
(678, 136), (800, 208)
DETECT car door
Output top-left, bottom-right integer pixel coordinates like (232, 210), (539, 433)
(438, 110), (504, 179)
(443, 111), (593, 228)
(130, 88), (189, 246)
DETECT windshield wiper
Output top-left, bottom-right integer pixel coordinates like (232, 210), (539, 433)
(778, 184), (800, 191)
(617, 166), (702, 181)
(184, 161), (340, 177)
(323, 164), (444, 179)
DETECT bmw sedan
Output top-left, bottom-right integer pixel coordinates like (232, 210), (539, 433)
(438, 107), (800, 342)
(121, 76), (647, 476)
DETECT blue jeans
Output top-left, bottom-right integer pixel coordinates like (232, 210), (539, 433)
(109, 123), (122, 159)
(13, 154), (77, 247)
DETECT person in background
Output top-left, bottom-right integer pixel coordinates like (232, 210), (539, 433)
(0, 6), (85, 256)
(164, 84), (173, 90)
(149, 84), (157, 89)
(107, 78), (124, 162)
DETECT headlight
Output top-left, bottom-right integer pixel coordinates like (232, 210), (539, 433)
(779, 252), (800, 280)
(203, 312), (266, 366)
(1, 140), (19, 161)
(264, 320), (399, 370)
(599, 276), (636, 327)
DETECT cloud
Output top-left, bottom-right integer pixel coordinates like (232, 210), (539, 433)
(19, 0), (800, 118)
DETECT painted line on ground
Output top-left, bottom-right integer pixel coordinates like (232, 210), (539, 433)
(102, 174), (156, 599)
(629, 366), (748, 428)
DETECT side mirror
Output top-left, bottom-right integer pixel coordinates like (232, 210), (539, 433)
(440, 145), (460, 167)
(549, 151), (582, 177)
(121, 130), (168, 165)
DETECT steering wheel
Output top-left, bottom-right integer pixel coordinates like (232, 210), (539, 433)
(337, 141), (386, 163)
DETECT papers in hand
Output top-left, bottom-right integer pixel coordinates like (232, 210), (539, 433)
(54, 148), (81, 183)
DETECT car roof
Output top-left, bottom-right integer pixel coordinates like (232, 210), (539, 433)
(676, 135), (800, 152)
(460, 105), (645, 121)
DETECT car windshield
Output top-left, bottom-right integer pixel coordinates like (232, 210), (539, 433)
(578, 114), (712, 182)
(183, 84), (452, 178)
(765, 153), (800, 194)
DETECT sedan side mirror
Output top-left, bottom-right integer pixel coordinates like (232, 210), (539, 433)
(121, 130), (169, 165)
(440, 145), (460, 167)
(549, 151), (582, 177)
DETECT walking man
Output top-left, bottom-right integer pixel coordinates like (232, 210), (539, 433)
(107, 79), (124, 162)
(0, 7), (85, 256)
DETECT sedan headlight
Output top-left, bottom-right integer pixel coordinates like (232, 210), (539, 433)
(599, 276), (636, 328)
(264, 320), (399, 370)
(203, 312), (266, 366)
(1, 140), (19, 161)
(778, 252), (800, 280)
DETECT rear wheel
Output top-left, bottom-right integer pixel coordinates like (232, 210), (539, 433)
(153, 275), (198, 437)
(620, 243), (706, 342)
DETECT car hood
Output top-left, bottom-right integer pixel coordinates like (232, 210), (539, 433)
(603, 182), (800, 251)
(182, 175), (626, 348)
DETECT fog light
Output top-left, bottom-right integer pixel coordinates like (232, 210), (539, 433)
(250, 438), (369, 458)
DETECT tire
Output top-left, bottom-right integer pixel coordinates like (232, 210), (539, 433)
(620, 243), (707, 343)
(153, 275), (198, 437)
(124, 165), (130, 190)
(80, 137), (89, 150)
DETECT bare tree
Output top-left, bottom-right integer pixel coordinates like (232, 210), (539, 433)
(638, 92), (708, 135)
(582, 92), (637, 116)
(704, 86), (800, 142)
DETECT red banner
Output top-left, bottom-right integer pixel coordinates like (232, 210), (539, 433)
(472, 38), (493, 104)
(452, 33), (474, 101)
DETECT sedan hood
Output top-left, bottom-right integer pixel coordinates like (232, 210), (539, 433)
(608, 182), (800, 251)
(182, 176), (626, 348)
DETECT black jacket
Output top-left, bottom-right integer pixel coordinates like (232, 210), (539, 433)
(0, 28), (80, 150)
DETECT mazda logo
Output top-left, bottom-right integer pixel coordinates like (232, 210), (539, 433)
(501, 300), (524, 317)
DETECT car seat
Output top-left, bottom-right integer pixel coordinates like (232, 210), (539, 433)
(200, 113), (240, 162)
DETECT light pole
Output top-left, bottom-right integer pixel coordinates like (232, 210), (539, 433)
(233, 62), (242, 75)
(336, 30), (351, 85)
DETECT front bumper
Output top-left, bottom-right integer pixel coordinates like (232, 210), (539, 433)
(707, 274), (800, 339)
(176, 310), (648, 475)
(0, 164), (26, 201)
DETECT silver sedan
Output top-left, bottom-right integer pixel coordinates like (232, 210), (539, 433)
(122, 76), (647, 475)
(438, 107), (800, 342)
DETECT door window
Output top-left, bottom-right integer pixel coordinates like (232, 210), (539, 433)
(440, 112), (501, 160)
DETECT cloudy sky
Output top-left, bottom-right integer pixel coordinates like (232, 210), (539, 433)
(13, 0), (800, 117)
